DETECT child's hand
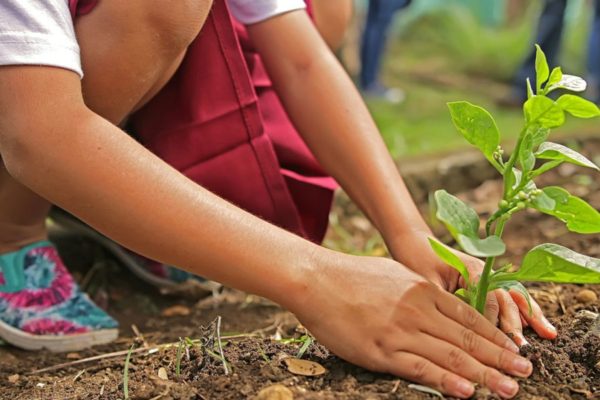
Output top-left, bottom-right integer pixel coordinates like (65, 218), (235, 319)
(290, 253), (531, 399)
(388, 230), (557, 347)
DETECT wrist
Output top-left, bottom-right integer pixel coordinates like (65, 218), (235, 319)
(268, 241), (332, 312)
(385, 226), (434, 265)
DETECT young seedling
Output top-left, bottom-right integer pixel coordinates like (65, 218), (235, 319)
(429, 45), (600, 315)
(122, 343), (135, 400)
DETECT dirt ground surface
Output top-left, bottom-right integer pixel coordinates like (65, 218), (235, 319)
(0, 143), (599, 400)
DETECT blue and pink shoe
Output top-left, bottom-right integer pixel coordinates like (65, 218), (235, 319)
(0, 241), (118, 352)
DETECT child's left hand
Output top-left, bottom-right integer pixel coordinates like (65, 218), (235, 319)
(389, 229), (558, 347)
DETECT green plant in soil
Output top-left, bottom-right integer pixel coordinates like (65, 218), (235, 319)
(429, 45), (600, 315)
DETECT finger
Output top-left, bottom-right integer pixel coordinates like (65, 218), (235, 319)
(408, 334), (521, 399)
(496, 290), (528, 347)
(484, 292), (500, 326)
(385, 351), (475, 398)
(435, 290), (520, 353)
(422, 312), (532, 378)
(509, 290), (557, 339)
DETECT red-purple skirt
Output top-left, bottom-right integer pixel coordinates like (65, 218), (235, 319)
(69, 0), (336, 243)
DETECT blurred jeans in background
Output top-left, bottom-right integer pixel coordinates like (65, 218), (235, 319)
(511, 0), (600, 103)
(359, 0), (411, 92)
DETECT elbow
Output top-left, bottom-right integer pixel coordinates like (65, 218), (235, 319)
(0, 128), (43, 184)
(0, 105), (91, 183)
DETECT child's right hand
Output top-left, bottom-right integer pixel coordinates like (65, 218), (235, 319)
(287, 252), (532, 399)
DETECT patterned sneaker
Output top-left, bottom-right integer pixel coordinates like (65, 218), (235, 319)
(0, 241), (119, 352)
(50, 209), (222, 296)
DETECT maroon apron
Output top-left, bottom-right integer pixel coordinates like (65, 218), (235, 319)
(70, 0), (336, 243)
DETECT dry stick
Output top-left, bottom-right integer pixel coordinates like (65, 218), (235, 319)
(29, 346), (154, 375)
(215, 316), (229, 375)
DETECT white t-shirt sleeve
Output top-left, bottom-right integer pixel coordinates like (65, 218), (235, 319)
(227, 0), (306, 25)
(0, 0), (82, 77)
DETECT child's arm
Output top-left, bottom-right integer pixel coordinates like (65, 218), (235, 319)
(0, 66), (528, 398)
(247, 11), (557, 340)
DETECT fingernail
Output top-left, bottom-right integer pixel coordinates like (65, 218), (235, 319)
(498, 378), (519, 398)
(505, 339), (520, 353)
(515, 333), (529, 348)
(512, 357), (532, 376)
(543, 317), (557, 333)
(455, 380), (474, 398)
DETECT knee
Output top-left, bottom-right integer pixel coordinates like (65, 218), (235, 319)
(141, 0), (213, 53)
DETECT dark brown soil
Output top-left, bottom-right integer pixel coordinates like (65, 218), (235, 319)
(0, 150), (599, 399)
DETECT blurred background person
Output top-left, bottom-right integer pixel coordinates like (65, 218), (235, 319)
(501, 0), (600, 106)
(360, 0), (412, 103)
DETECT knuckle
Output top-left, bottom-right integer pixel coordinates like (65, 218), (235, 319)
(447, 348), (467, 370)
(485, 298), (500, 315)
(496, 349), (513, 371)
(396, 304), (423, 324)
(439, 372), (455, 393)
(463, 305), (480, 328)
(481, 368), (503, 389)
(461, 329), (480, 354)
(491, 329), (507, 347)
(412, 359), (430, 381)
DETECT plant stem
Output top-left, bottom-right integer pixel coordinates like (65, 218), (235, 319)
(475, 219), (507, 313)
(502, 126), (527, 197)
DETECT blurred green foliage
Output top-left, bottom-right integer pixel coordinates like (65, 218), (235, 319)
(365, 0), (598, 159)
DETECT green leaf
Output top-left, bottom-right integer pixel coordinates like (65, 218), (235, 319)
(510, 168), (536, 192)
(428, 238), (470, 283)
(534, 44), (549, 93)
(546, 66), (563, 88)
(489, 280), (533, 316)
(556, 94), (600, 118)
(518, 133), (535, 174)
(547, 74), (587, 93)
(498, 244), (600, 284)
(447, 101), (500, 162)
(529, 125), (550, 149)
(533, 187), (600, 234)
(434, 190), (479, 238)
(434, 190), (506, 257)
(531, 160), (563, 178)
(536, 142), (599, 170)
(454, 288), (469, 301)
(524, 96), (565, 128)
(458, 234), (507, 258)
(506, 168), (518, 192)
(531, 190), (556, 210)
(526, 78), (534, 99)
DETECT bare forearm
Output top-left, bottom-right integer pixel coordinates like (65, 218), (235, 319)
(249, 13), (431, 257)
(0, 73), (319, 308)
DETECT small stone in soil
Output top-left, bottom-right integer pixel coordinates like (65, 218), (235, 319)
(160, 304), (192, 317)
(7, 374), (19, 384)
(575, 289), (598, 304)
(283, 358), (326, 377)
(157, 367), (168, 380)
(254, 384), (294, 400)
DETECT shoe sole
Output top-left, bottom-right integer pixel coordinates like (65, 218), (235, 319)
(49, 209), (221, 293)
(0, 319), (118, 352)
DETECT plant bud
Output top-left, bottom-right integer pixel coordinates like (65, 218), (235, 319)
(518, 191), (528, 200)
(516, 202), (526, 210)
(499, 200), (509, 209)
